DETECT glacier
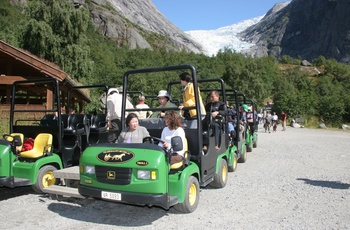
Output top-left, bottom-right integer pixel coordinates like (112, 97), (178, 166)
(185, 16), (263, 57)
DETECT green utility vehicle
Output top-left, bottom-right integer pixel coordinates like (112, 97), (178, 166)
(246, 99), (259, 149)
(0, 79), (109, 193)
(79, 65), (236, 213)
(225, 89), (248, 167)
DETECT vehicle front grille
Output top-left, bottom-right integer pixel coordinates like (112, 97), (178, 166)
(95, 166), (132, 185)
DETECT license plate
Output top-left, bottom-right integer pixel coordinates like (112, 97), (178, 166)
(101, 191), (121, 201)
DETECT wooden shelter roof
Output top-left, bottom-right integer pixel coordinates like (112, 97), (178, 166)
(0, 39), (90, 102)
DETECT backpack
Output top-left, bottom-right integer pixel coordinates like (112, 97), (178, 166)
(22, 138), (34, 151)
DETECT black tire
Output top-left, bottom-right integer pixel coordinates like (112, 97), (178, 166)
(238, 145), (247, 163)
(174, 176), (199, 213)
(247, 143), (252, 152)
(32, 165), (58, 194)
(253, 140), (257, 148)
(210, 158), (228, 188)
(228, 154), (237, 172)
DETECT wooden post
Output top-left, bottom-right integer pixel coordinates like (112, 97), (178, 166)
(47, 88), (53, 110)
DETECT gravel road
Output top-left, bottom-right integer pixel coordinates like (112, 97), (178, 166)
(1, 125), (349, 230)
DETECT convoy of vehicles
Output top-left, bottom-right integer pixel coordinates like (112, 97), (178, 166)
(0, 64), (260, 213)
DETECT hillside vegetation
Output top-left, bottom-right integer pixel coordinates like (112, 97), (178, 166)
(1, 0), (350, 127)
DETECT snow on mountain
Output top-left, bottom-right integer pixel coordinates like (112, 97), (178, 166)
(185, 16), (263, 56)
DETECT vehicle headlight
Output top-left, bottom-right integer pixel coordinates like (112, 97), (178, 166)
(137, 170), (157, 180)
(85, 165), (95, 174)
(137, 170), (150, 180)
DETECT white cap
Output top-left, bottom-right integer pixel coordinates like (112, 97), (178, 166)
(108, 88), (119, 95)
(157, 90), (171, 100)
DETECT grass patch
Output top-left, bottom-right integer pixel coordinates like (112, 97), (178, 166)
(0, 117), (10, 135)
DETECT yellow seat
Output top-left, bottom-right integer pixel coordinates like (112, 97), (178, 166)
(20, 133), (53, 158)
(170, 138), (188, 170)
(5, 133), (24, 153)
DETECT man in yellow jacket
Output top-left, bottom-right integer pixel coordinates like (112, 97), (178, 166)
(178, 72), (206, 119)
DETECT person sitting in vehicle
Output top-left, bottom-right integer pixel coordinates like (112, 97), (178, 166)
(227, 104), (237, 139)
(150, 90), (177, 118)
(247, 106), (255, 134)
(117, 113), (150, 143)
(238, 104), (249, 140)
(158, 111), (186, 164)
(203, 90), (227, 150)
(136, 95), (152, 119)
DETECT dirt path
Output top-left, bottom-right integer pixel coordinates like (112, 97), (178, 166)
(1, 125), (349, 229)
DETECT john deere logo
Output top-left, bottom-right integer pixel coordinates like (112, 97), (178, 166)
(107, 171), (116, 180)
(97, 150), (134, 163)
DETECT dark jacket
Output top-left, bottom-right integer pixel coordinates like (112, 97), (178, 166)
(205, 101), (227, 122)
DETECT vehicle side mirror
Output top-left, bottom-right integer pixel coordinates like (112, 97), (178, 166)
(171, 136), (183, 152)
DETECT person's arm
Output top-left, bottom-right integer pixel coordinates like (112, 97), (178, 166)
(115, 95), (122, 118)
(141, 126), (150, 139)
(117, 130), (125, 143)
(218, 102), (227, 116)
(163, 102), (179, 117)
(106, 99), (114, 128)
(158, 128), (166, 148)
(183, 83), (196, 107)
(150, 110), (159, 118)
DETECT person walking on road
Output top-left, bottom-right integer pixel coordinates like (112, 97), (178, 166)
(281, 111), (287, 131)
(264, 111), (271, 133)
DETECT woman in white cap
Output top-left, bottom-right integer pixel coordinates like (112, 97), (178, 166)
(150, 90), (177, 118)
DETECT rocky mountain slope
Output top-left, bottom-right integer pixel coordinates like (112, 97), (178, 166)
(240, 0), (350, 63)
(85, 0), (203, 53)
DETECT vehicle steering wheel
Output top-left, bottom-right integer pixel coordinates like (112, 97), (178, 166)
(143, 136), (164, 144)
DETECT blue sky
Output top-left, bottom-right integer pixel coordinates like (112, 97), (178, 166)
(152, 0), (290, 31)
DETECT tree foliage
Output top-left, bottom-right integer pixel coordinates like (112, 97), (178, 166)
(19, 0), (93, 82)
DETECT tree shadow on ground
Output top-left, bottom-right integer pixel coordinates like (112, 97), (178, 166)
(297, 178), (350, 190)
